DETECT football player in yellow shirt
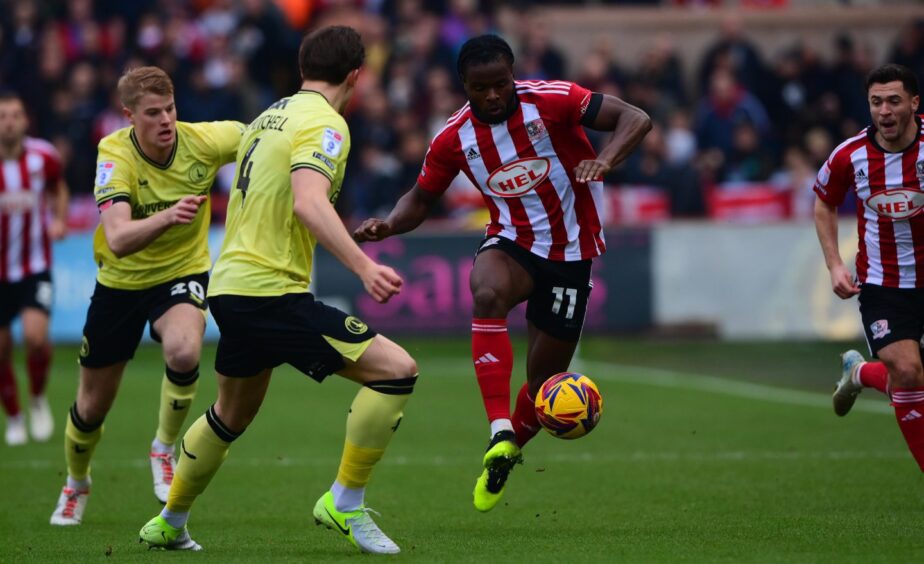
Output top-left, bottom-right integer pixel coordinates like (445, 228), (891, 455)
(139, 26), (418, 554)
(49, 67), (244, 526)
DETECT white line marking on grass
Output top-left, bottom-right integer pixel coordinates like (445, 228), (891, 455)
(423, 358), (894, 415)
(577, 360), (894, 415)
(1, 450), (907, 471)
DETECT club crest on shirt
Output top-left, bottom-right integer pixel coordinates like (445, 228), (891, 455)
(916, 160), (924, 178)
(322, 128), (343, 157)
(525, 119), (548, 142)
(870, 319), (891, 340)
(188, 161), (209, 184)
(95, 161), (115, 186)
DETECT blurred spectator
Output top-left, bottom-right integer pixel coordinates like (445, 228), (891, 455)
(694, 68), (770, 156)
(698, 13), (766, 97)
(719, 121), (775, 184)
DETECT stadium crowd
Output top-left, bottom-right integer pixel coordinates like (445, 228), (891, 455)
(2, 0), (924, 225)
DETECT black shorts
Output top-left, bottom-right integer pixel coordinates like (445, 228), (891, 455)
(210, 293), (378, 381)
(0, 271), (53, 326)
(79, 272), (209, 368)
(858, 283), (924, 357)
(475, 236), (593, 341)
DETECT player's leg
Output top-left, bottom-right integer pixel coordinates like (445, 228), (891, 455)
(141, 293), (272, 550)
(309, 334), (417, 554)
(512, 324), (581, 447)
(22, 306), (53, 441)
(877, 339), (924, 471)
(140, 368), (272, 551)
(470, 244), (532, 436)
(0, 321), (25, 446)
(52, 282), (147, 525)
(149, 300), (206, 503)
(50, 362), (127, 525)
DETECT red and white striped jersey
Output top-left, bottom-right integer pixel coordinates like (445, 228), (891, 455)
(0, 138), (62, 283)
(418, 80), (606, 261)
(814, 115), (924, 288)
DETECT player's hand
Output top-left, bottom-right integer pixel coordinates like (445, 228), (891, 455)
(829, 264), (860, 299)
(353, 219), (392, 242)
(48, 218), (67, 240)
(359, 262), (403, 303)
(167, 195), (207, 225)
(573, 159), (612, 183)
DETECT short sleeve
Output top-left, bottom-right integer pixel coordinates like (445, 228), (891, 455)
(290, 118), (349, 181)
(813, 149), (852, 206)
(203, 121), (246, 165)
(417, 134), (461, 194)
(93, 141), (133, 210)
(541, 81), (595, 127)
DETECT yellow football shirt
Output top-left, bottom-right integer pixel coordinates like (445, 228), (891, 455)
(208, 91), (351, 297)
(92, 121), (244, 289)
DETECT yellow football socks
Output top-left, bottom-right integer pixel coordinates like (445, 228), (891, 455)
(166, 407), (237, 513)
(64, 404), (103, 482)
(155, 369), (199, 446)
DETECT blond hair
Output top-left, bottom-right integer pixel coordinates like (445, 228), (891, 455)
(117, 66), (174, 109)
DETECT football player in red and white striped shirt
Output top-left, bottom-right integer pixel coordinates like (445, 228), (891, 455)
(0, 91), (69, 446)
(354, 35), (651, 511)
(814, 63), (924, 473)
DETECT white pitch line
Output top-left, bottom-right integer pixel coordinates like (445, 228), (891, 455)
(0, 450), (907, 471)
(424, 357), (894, 415)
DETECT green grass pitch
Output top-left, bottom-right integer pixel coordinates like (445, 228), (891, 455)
(1, 337), (922, 562)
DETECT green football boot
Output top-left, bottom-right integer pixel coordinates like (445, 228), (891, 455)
(473, 430), (523, 512)
(313, 491), (399, 554)
(138, 515), (201, 551)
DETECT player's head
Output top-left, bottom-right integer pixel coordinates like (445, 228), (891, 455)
(0, 91), (28, 147)
(865, 63), (920, 144)
(458, 34), (516, 124)
(118, 66), (177, 152)
(298, 26), (364, 110)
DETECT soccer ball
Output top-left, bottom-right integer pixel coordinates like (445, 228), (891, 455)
(534, 372), (603, 440)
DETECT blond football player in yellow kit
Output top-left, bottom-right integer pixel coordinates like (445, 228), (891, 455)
(50, 67), (243, 526)
(139, 26), (419, 554)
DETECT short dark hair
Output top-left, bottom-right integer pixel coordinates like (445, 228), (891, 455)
(298, 26), (365, 84)
(866, 63), (919, 97)
(0, 90), (23, 104)
(457, 34), (515, 81)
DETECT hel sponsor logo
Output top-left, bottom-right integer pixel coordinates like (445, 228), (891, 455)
(865, 189), (924, 219)
(486, 157), (550, 198)
(870, 319), (891, 340)
(0, 191), (40, 213)
(95, 161), (115, 186)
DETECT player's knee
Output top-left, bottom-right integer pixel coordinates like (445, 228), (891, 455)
(164, 343), (200, 374)
(214, 397), (257, 434)
(391, 349), (418, 381)
(889, 361), (924, 388)
(24, 336), (50, 356)
(471, 286), (507, 317)
(75, 397), (108, 427)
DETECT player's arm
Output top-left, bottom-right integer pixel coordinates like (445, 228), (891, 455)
(574, 94), (652, 183)
(814, 197), (859, 299)
(291, 168), (402, 303)
(353, 184), (441, 242)
(48, 178), (69, 240)
(100, 196), (206, 258)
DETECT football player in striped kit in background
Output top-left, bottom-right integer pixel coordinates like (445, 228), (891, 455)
(354, 34), (651, 512)
(815, 63), (924, 473)
(0, 91), (69, 446)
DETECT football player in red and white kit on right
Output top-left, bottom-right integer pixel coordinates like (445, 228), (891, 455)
(815, 63), (924, 473)
(354, 35), (651, 511)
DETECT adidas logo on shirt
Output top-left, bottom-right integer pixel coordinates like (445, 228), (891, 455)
(474, 353), (500, 365)
(855, 169), (867, 180)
